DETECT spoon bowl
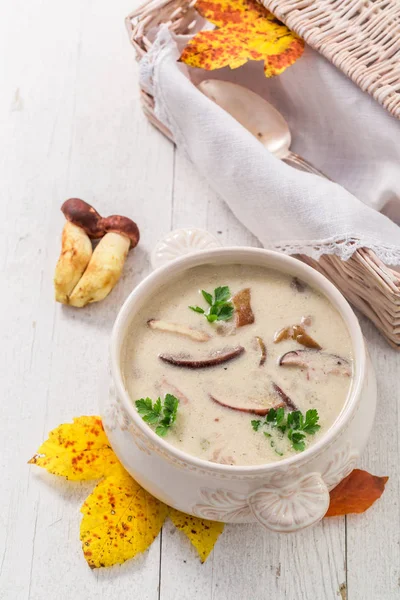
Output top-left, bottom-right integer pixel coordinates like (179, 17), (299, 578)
(198, 79), (327, 178)
(199, 79), (291, 158)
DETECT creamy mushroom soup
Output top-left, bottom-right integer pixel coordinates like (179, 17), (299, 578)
(122, 264), (353, 466)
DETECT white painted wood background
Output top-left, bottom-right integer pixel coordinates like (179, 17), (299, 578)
(1, 1), (399, 599)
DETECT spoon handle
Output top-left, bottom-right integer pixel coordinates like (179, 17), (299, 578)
(284, 152), (332, 181)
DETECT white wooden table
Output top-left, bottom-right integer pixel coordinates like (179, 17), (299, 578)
(1, 1), (399, 598)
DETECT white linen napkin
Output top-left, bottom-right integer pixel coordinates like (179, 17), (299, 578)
(140, 27), (400, 264)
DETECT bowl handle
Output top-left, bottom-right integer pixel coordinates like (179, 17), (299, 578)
(247, 472), (330, 533)
(151, 228), (222, 270)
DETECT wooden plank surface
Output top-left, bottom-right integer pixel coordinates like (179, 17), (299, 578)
(0, 1), (398, 599)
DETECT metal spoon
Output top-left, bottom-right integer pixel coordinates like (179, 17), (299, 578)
(198, 79), (328, 179)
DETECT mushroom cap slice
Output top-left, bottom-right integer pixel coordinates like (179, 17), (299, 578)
(159, 346), (245, 368)
(210, 394), (284, 416)
(279, 349), (351, 376)
(292, 325), (322, 350)
(274, 326), (293, 343)
(291, 277), (307, 292)
(232, 288), (255, 327)
(68, 232), (130, 307)
(274, 324), (321, 349)
(157, 377), (190, 405)
(255, 336), (267, 366)
(272, 382), (298, 411)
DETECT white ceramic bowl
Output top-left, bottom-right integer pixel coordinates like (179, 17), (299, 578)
(102, 244), (377, 533)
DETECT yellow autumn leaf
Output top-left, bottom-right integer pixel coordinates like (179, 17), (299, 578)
(28, 416), (120, 480)
(80, 465), (169, 568)
(168, 507), (224, 562)
(29, 415), (224, 568)
(180, 0), (304, 77)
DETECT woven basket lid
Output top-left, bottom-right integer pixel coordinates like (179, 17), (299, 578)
(261, 0), (400, 119)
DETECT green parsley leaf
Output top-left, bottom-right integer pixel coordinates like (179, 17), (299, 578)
(217, 304), (235, 321)
(276, 407), (285, 425)
(189, 286), (234, 323)
(302, 409), (321, 434)
(135, 394), (179, 437)
(289, 430), (306, 451)
(201, 290), (213, 305)
(214, 286), (231, 303)
(206, 313), (218, 323)
(143, 412), (161, 424)
(140, 397), (162, 424)
(251, 406), (320, 454)
(135, 397), (153, 415)
(209, 304), (220, 316)
(287, 410), (303, 430)
(303, 424), (321, 435)
(291, 431), (306, 443)
(162, 393), (179, 426)
(292, 438), (306, 452)
(189, 305), (205, 314)
(155, 424), (169, 437)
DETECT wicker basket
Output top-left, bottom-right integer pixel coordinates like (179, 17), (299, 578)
(126, 0), (400, 348)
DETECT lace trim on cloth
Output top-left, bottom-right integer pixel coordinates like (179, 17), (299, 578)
(271, 236), (400, 265)
(139, 29), (400, 265)
(261, 0), (400, 120)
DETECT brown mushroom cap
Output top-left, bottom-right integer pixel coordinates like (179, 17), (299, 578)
(103, 215), (140, 248)
(61, 198), (105, 238)
(61, 198), (140, 248)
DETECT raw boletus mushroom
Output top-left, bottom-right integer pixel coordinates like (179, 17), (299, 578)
(54, 222), (92, 304)
(54, 199), (140, 307)
(69, 217), (139, 307)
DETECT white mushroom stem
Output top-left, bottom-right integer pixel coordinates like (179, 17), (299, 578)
(69, 232), (130, 307)
(54, 222), (92, 304)
(148, 319), (210, 342)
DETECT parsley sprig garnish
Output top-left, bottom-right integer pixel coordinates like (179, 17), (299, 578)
(251, 408), (320, 453)
(189, 286), (234, 323)
(135, 394), (179, 437)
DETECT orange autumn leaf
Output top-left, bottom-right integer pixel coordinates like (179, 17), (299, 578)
(169, 507), (224, 562)
(180, 0), (304, 77)
(326, 469), (389, 517)
(28, 416), (120, 480)
(80, 465), (168, 568)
